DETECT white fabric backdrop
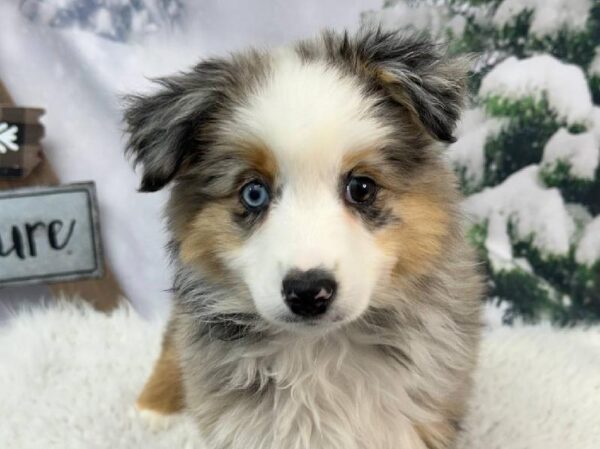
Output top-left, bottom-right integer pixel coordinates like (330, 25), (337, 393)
(0, 0), (381, 318)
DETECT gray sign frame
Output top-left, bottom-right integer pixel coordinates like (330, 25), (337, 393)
(0, 182), (104, 287)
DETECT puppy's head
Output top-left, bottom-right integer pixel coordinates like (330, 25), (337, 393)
(125, 29), (469, 333)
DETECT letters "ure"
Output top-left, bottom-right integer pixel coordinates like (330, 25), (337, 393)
(0, 220), (76, 260)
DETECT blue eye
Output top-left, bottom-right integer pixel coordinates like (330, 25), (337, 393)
(241, 181), (270, 210)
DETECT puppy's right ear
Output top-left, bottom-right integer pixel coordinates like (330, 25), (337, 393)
(124, 60), (227, 192)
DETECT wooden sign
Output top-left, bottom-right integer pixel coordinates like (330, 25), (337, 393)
(0, 78), (121, 312)
(0, 106), (44, 178)
(0, 182), (104, 287)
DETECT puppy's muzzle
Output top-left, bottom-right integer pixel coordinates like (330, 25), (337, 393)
(282, 268), (337, 317)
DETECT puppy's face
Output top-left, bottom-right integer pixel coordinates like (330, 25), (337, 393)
(125, 30), (468, 333)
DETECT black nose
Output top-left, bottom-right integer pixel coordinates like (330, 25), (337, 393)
(282, 269), (337, 317)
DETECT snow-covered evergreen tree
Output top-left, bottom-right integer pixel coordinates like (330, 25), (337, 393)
(20, 0), (183, 42)
(363, 0), (600, 324)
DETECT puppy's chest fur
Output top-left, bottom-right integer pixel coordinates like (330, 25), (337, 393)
(176, 313), (471, 449)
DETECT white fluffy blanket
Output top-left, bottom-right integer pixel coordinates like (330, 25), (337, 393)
(0, 301), (599, 449)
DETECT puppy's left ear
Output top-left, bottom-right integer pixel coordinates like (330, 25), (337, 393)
(124, 60), (228, 192)
(349, 29), (471, 143)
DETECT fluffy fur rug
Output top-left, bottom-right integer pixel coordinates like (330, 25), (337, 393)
(0, 301), (598, 449)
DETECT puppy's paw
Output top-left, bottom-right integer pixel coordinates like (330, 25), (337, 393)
(135, 404), (181, 432)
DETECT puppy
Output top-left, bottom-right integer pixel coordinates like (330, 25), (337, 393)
(125, 29), (483, 449)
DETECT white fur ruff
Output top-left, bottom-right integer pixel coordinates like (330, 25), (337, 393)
(0, 300), (598, 449)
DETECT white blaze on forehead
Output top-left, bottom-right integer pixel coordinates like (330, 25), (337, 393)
(232, 50), (392, 176)
(225, 50), (396, 327)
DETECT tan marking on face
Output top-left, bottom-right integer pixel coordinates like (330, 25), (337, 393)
(179, 200), (244, 280)
(341, 148), (382, 173)
(236, 139), (278, 185)
(376, 189), (451, 278)
(137, 328), (185, 415)
(341, 148), (406, 197)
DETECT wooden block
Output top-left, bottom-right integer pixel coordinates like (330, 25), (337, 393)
(0, 79), (122, 312)
(0, 106), (44, 178)
(0, 80), (12, 105)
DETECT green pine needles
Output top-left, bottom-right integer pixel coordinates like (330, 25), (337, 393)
(364, 0), (600, 324)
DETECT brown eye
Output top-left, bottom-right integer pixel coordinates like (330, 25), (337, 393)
(345, 176), (377, 204)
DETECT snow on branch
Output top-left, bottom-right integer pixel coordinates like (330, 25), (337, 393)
(465, 165), (575, 257)
(480, 55), (593, 126)
(493, 0), (592, 37)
